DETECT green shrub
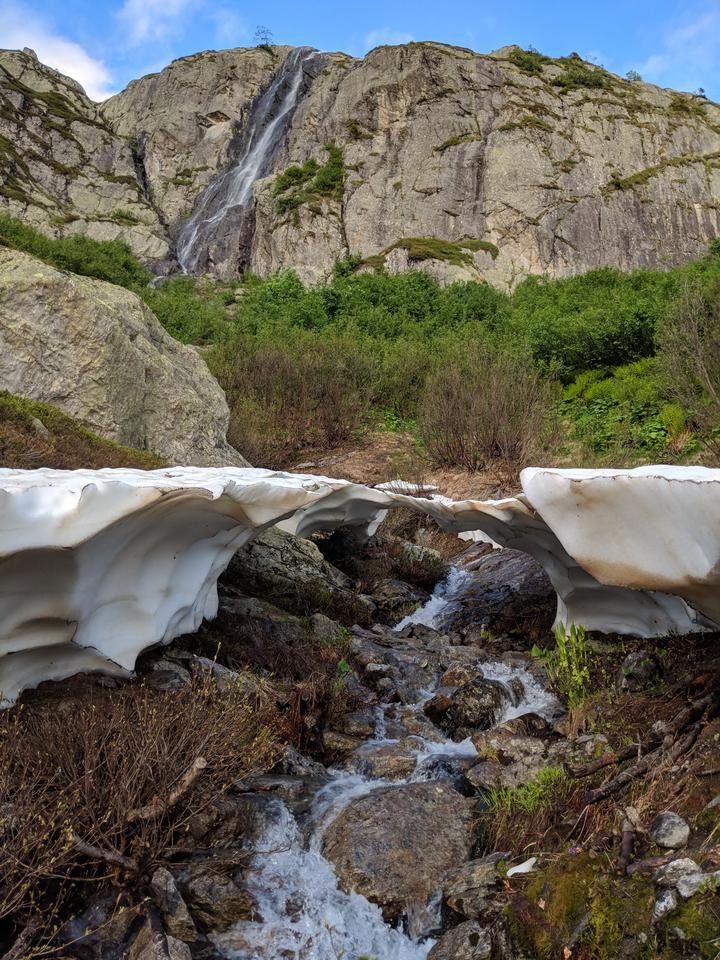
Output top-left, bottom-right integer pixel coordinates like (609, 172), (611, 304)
(0, 213), (151, 288)
(506, 47), (552, 75)
(274, 143), (344, 217)
(533, 623), (591, 708)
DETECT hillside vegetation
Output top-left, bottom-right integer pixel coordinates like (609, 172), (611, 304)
(2, 214), (720, 471)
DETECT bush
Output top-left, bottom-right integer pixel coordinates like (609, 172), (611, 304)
(658, 279), (720, 450)
(418, 343), (557, 470)
(533, 623), (591, 708)
(212, 332), (374, 467)
(0, 677), (277, 950)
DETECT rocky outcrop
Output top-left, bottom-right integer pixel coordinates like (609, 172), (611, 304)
(0, 247), (243, 466)
(0, 49), (168, 264)
(103, 42), (720, 286)
(4, 42), (720, 287)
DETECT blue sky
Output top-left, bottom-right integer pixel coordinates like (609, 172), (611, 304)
(1, 0), (719, 101)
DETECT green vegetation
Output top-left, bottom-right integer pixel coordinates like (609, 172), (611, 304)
(606, 150), (720, 193)
(5, 214), (720, 471)
(533, 623), (591, 708)
(434, 131), (480, 152)
(553, 57), (609, 91)
(487, 766), (569, 815)
(273, 143), (344, 218)
(506, 47), (552, 75)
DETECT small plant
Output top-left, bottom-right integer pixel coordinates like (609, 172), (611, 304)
(487, 766), (569, 815)
(625, 69), (642, 82)
(254, 25), (274, 48)
(533, 623), (591, 708)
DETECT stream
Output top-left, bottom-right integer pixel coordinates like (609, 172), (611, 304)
(211, 566), (557, 960)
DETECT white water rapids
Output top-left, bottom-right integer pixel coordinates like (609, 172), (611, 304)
(211, 567), (557, 960)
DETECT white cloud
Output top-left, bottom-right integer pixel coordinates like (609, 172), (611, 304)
(363, 27), (415, 52)
(634, 6), (720, 94)
(0, 2), (115, 100)
(116, 0), (197, 46)
(210, 6), (249, 46)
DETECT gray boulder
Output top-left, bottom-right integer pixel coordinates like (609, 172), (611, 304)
(649, 811), (690, 850)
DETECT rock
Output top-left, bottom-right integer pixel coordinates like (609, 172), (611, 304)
(653, 888), (679, 922)
(618, 650), (663, 691)
(191, 656), (243, 693)
(649, 811), (690, 849)
(426, 677), (509, 740)
(654, 858), (703, 888)
(0, 248), (244, 466)
(428, 920), (493, 959)
(56, 897), (140, 960)
(310, 612), (344, 643)
(322, 781), (475, 922)
(0, 50), (169, 263)
(167, 939), (193, 960)
(150, 868), (197, 941)
(180, 867), (257, 931)
(370, 577), (429, 623)
(451, 548), (556, 639)
(148, 659), (191, 691)
(442, 854), (507, 920)
(350, 742), (419, 779)
(225, 528), (373, 625)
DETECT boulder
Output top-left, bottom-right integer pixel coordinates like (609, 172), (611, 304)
(425, 678), (508, 740)
(441, 854), (507, 920)
(370, 577), (429, 623)
(618, 650), (663, 691)
(225, 528), (374, 625)
(179, 866), (256, 931)
(0, 248), (244, 466)
(322, 781), (475, 922)
(150, 867), (197, 941)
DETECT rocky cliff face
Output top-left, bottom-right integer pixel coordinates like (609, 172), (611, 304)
(0, 49), (169, 265)
(3, 42), (720, 287)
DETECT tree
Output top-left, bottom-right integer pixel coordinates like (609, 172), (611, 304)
(626, 69), (642, 82)
(254, 25), (274, 48)
(695, 87), (707, 98)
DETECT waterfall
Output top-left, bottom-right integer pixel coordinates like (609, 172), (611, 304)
(176, 46), (320, 275)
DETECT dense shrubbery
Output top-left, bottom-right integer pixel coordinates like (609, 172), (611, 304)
(4, 213), (720, 469)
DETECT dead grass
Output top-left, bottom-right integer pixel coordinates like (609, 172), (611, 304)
(0, 675), (278, 954)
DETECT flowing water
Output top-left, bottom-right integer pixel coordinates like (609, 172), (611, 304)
(212, 567), (557, 960)
(176, 47), (320, 274)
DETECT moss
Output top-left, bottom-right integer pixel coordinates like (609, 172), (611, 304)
(358, 235), (498, 269)
(667, 92), (706, 119)
(108, 208), (142, 225)
(434, 131), (480, 152)
(165, 165), (210, 188)
(345, 119), (373, 141)
(0, 391), (166, 470)
(553, 58), (609, 91)
(661, 895), (720, 958)
(605, 150), (720, 193)
(506, 854), (656, 959)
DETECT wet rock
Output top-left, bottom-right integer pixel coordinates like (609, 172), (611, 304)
(618, 650), (663, 691)
(350, 742), (419, 779)
(332, 708), (378, 739)
(127, 919), (195, 960)
(187, 791), (275, 847)
(180, 866), (257, 931)
(428, 920), (493, 959)
(274, 745), (327, 779)
(323, 729), (364, 760)
(167, 939), (193, 960)
(649, 811), (690, 849)
(322, 781), (475, 922)
(449, 548), (555, 639)
(150, 868), (197, 941)
(371, 577), (430, 623)
(425, 678), (508, 740)
(442, 853), (507, 920)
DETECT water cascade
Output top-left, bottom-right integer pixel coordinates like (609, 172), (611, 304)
(176, 47), (321, 275)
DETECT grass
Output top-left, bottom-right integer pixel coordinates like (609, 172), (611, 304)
(0, 392), (166, 469)
(434, 131), (480, 152)
(363, 235), (499, 269)
(605, 150), (720, 193)
(532, 623), (591, 709)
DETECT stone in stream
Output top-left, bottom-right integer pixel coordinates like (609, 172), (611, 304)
(322, 781), (475, 925)
(425, 676), (509, 740)
(441, 853), (508, 920)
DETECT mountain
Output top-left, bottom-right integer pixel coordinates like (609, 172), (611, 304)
(2, 42), (720, 288)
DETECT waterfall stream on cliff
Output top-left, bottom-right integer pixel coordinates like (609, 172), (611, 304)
(211, 568), (557, 960)
(176, 47), (318, 274)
